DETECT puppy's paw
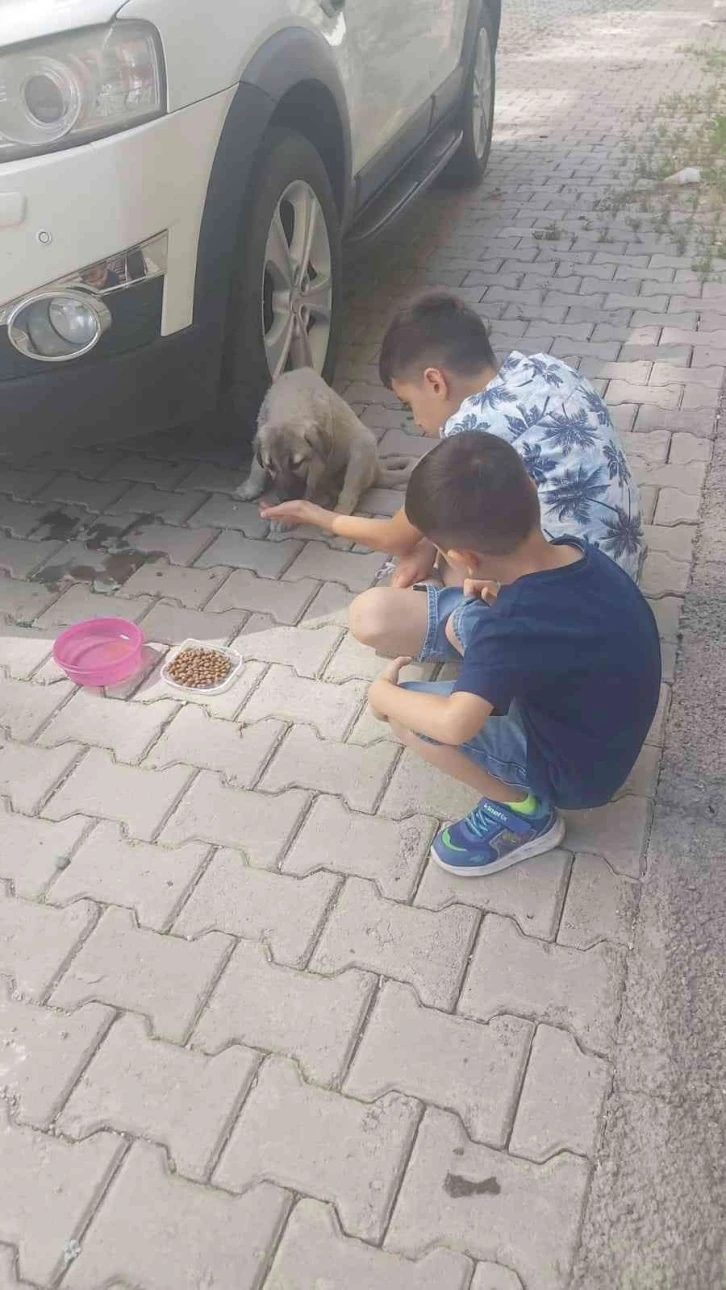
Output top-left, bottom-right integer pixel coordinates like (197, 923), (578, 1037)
(236, 482), (264, 502)
(268, 519), (294, 535)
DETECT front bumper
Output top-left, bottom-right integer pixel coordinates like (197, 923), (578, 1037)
(0, 317), (222, 457)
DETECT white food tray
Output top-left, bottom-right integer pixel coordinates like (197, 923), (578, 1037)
(160, 639), (244, 696)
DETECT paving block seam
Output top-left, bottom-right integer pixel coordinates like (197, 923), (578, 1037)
(32, 899), (103, 1008)
(176, 932), (238, 1047)
(24, 744), (89, 819)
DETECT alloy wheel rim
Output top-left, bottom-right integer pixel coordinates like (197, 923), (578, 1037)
(472, 28), (493, 160)
(262, 180), (333, 380)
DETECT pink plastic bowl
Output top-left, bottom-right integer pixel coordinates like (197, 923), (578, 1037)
(53, 618), (144, 687)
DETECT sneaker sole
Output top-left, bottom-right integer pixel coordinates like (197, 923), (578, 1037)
(431, 814), (566, 877)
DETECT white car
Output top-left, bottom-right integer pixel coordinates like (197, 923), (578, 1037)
(0, 0), (500, 453)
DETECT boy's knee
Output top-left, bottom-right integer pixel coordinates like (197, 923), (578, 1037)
(348, 589), (388, 649)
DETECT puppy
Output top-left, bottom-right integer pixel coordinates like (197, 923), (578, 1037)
(236, 368), (413, 519)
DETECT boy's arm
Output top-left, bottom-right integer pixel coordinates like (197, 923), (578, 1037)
(369, 658), (492, 745)
(259, 499), (422, 557)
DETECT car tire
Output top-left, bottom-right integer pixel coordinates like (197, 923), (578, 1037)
(445, 8), (496, 186)
(221, 126), (343, 430)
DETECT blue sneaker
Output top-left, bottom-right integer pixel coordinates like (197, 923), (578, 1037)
(431, 797), (565, 876)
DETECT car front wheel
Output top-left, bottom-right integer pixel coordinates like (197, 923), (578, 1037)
(222, 127), (342, 427)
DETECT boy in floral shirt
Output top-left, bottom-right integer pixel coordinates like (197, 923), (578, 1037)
(261, 289), (644, 661)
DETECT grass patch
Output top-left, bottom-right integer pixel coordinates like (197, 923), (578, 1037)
(587, 41), (726, 278)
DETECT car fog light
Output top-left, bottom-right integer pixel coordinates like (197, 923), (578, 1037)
(7, 291), (111, 362)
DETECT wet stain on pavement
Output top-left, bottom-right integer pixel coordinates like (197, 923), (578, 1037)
(444, 1173), (501, 1198)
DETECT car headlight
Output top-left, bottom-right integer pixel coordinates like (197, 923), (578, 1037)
(0, 22), (165, 162)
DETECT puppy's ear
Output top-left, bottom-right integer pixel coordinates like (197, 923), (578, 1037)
(304, 392), (334, 458)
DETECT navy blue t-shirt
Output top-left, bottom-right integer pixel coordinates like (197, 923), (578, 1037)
(454, 540), (662, 809)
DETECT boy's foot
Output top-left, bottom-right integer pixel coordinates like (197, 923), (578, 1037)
(431, 798), (565, 876)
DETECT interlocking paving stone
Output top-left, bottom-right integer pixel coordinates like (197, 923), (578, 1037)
(0, 674), (73, 739)
(283, 796), (433, 900)
(643, 523), (696, 562)
(558, 853), (640, 950)
(240, 666), (366, 739)
(42, 748), (193, 841)
(63, 1141), (289, 1290)
(648, 595), (683, 644)
(136, 601), (248, 647)
(214, 1056), (419, 1241)
(48, 822), (208, 931)
(0, 628), (53, 681)
(57, 1013), (257, 1180)
(509, 1025), (611, 1163)
(266, 1199), (473, 1290)
(653, 488), (702, 525)
(118, 559), (229, 606)
(0, 1109), (123, 1286)
(282, 545), (386, 591)
(0, 889), (94, 1001)
(311, 877), (478, 1009)
(174, 850), (338, 966)
(0, 538), (63, 580)
(205, 569), (319, 621)
(562, 795), (653, 878)
(380, 749), (480, 821)
(668, 433), (713, 464)
(0, 572), (57, 623)
(0, 984), (112, 1127)
(39, 691), (177, 762)
(459, 915), (624, 1054)
(186, 494), (270, 536)
(161, 773), (309, 865)
(261, 726), (397, 812)
(232, 619), (343, 677)
(193, 939), (375, 1086)
(385, 1107), (590, 1290)
(634, 460), (707, 495)
(144, 705), (283, 786)
(123, 521), (219, 566)
(323, 631), (393, 682)
(0, 803), (88, 900)
(0, 739), (80, 814)
(35, 473), (127, 513)
(196, 531), (303, 576)
(51, 907), (232, 1043)
(34, 584), (154, 629)
(345, 981), (531, 1146)
(640, 549), (691, 596)
(414, 848), (572, 940)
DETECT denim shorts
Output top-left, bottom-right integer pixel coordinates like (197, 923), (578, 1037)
(405, 582), (531, 791)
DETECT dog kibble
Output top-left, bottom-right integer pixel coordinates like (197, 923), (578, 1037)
(166, 646), (233, 689)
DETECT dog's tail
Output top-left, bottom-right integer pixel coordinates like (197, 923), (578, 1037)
(376, 455), (416, 489)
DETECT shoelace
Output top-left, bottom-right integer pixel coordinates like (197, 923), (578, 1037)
(465, 803), (501, 840)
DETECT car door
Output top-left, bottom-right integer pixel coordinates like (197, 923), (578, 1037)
(334, 0), (461, 173)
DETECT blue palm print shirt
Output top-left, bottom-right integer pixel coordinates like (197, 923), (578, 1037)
(443, 351), (644, 580)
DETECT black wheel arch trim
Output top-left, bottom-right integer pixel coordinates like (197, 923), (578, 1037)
(193, 27), (352, 338)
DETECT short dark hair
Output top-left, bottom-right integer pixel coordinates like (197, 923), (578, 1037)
(405, 431), (540, 555)
(379, 289), (496, 389)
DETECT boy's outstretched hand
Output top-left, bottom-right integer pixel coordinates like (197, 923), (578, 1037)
(259, 499), (334, 531)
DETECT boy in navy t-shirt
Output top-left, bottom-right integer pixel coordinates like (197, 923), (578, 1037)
(368, 431), (661, 876)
